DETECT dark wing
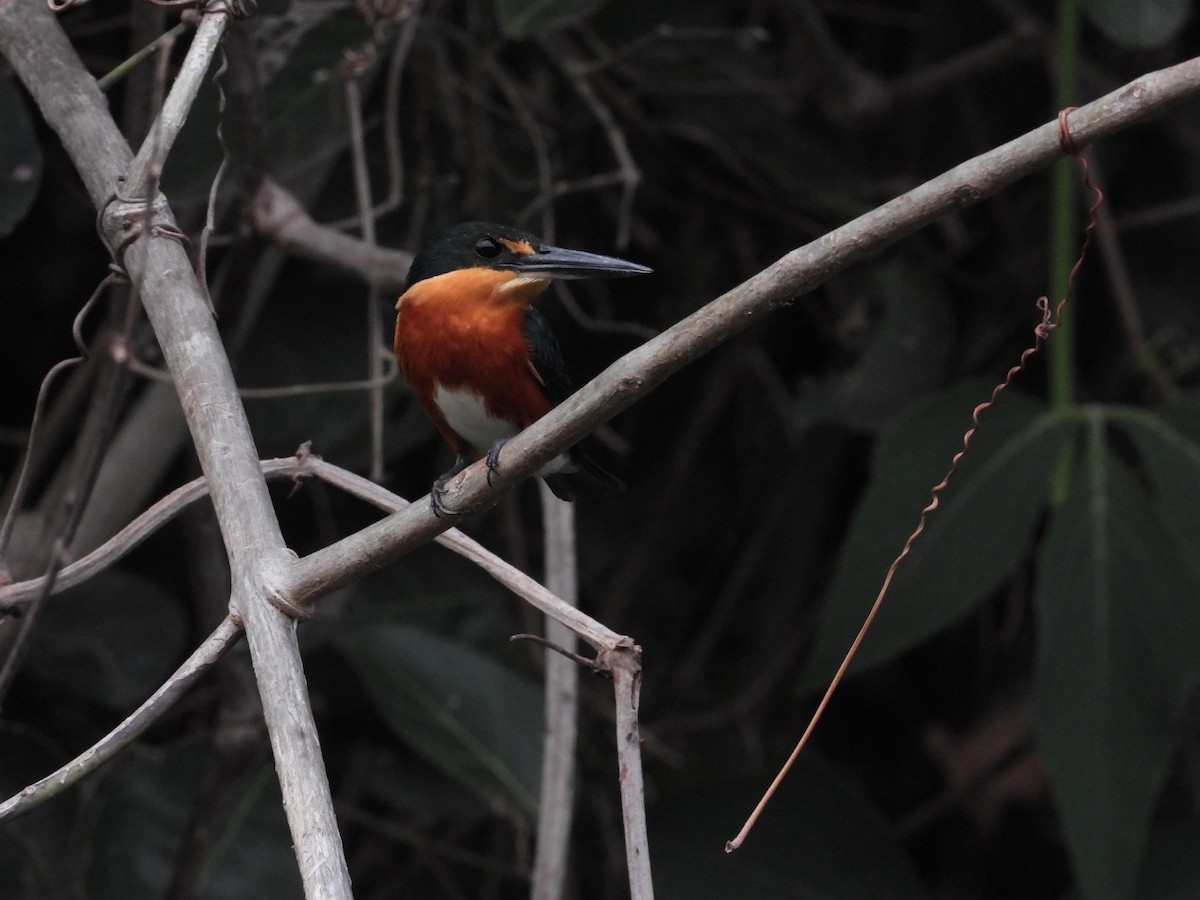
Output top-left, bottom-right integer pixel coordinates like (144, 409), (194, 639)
(524, 307), (624, 500)
(524, 307), (574, 404)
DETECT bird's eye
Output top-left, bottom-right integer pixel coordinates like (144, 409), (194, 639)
(474, 238), (502, 259)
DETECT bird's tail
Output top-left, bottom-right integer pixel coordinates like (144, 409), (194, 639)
(543, 446), (624, 502)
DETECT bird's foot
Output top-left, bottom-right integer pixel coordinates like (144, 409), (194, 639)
(485, 439), (509, 488)
(430, 456), (469, 518)
(430, 480), (457, 518)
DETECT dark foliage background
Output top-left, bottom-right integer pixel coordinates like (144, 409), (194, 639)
(3, 0), (1200, 897)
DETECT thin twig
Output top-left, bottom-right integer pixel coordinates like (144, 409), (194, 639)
(541, 34), (640, 248)
(2, 453), (628, 652)
(726, 105), (1106, 852)
(0, 278), (132, 705)
(238, 369), (398, 399)
(381, 5), (422, 213)
(290, 455), (627, 651)
(481, 53), (555, 235)
(1086, 163), (1177, 399)
(510, 633), (597, 669)
(1, 464), (230, 611)
(0, 281), (109, 579)
(531, 485), (580, 900)
(197, 39), (233, 313)
(610, 645), (653, 900)
(124, 10), (229, 197)
(96, 18), (191, 92)
(342, 68), (387, 483)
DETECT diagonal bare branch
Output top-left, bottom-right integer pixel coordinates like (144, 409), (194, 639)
(0, 614), (244, 825)
(278, 56), (1200, 609)
(0, 452), (630, 825)
(531, 486), (581, 900)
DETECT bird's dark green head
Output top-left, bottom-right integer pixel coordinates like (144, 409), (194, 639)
(405, 221), (652, 289)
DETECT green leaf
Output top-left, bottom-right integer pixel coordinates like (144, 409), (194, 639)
(1081, 0), (1192, 48)
(24, 570), (189, 712)
(795, 260), (955, 431)
(1134, 819), (1200, 900)
(336, 625), (543, 816)
(0, 727), (80, 897)
(1117, 391), (1200, 572)
(0, 72), (42, 239)
(262, 15), (376, 183)
(1033, 411), (1200, 900)
(494, 0), (606, 37)
(163, 13), (374, 210)
(194, 766), (304, 900)
(86, 739), (302, 900)
(800, 382), (1073, 690)
(86, 740), (210, 899)
(652, 754), (928, 900)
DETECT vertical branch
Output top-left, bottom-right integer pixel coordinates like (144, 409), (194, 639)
(124, 186), (355, 900)
(531, 486), (580, 900)
(1048, 0), (1080, 407)
(381, 7), (422, 213)
(1049, 0), (1080, 511)
(484, 55), (555, 236)
(1087, 165), (1176, 398)
(610, 646), (653, 900)
(343, 66), (387, 483)
(0, 4), (353, 897)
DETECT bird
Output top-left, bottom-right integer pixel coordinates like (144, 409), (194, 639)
(393, 222), (652, 516)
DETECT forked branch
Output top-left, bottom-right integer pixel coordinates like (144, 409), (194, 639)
(0, 452), (637, 825)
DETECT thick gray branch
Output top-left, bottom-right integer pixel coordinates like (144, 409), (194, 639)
(0, 4), (351, 897)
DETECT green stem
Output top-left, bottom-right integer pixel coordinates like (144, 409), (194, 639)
(97, 20), (190, 93)
(1049, 0), (1080, 501)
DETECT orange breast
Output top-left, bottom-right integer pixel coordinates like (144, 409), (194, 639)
(395, 269), (553, 455)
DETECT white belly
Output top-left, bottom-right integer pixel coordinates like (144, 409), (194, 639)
(433, 385), (573, 475)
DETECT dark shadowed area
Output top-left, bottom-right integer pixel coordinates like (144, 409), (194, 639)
(3, 1), (1200, 898)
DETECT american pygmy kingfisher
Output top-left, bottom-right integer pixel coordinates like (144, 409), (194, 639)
(394, 222), (652, 515)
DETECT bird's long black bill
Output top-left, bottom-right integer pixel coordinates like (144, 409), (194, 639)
(505, 246), (652, 279)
